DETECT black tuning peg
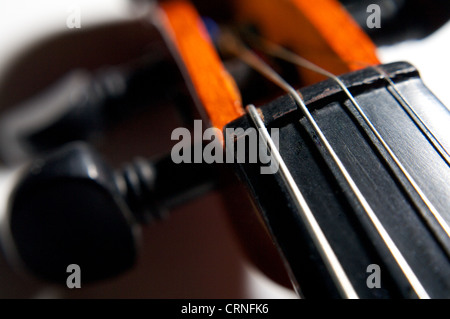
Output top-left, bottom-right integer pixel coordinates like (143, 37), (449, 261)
(4, 142), (220, 284)
(0, 54), (190, 165)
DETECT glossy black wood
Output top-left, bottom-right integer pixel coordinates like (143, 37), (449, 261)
(225, 62), (450, 298)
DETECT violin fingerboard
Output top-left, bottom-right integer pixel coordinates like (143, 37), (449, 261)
(225, 62), (450, 299)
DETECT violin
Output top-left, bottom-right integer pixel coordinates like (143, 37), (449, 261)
(0, 0), (449, 299)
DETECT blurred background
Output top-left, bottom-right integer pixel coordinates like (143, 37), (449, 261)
(0, 0), (448, 298)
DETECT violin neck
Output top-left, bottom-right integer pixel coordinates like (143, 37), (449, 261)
(225, 61), (450, 298)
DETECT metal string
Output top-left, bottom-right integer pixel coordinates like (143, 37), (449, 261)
(247, 104), (358, 299)
(251, 37), (450, 246)
(220, 32), (430, 299)
(219, 31), (358, 298)
(371, 64), (450, 167)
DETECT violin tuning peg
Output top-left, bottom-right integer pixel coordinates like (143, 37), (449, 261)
(5, 141), (220, 284)
(6, 142), (139, 284)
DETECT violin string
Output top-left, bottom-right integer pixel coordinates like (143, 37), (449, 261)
(350, 59), (450, 167)
(219, 32), (358, 298)
(220, 32), (430, 299)
(251, 37), (450, 246)
(371, 65), (450, 167)
(246, 104), (358, 299)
